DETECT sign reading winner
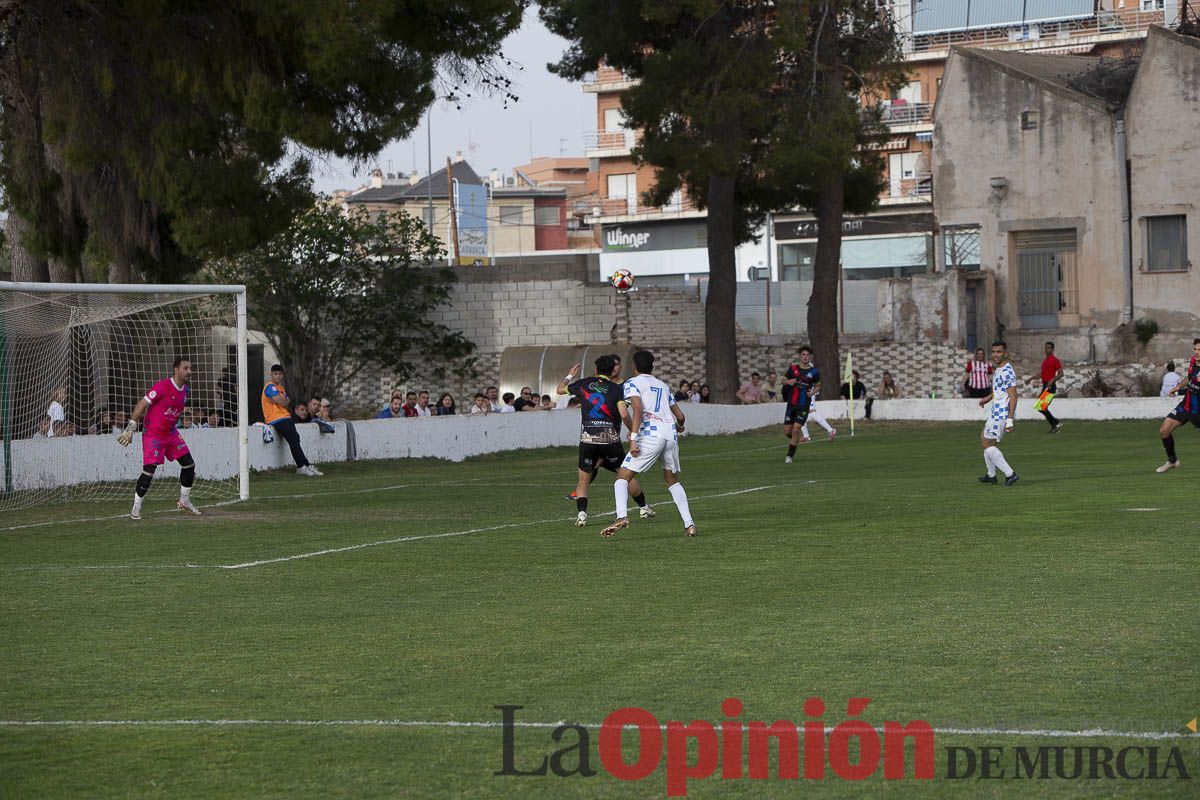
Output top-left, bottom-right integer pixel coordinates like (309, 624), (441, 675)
(600, 220), (709, 282)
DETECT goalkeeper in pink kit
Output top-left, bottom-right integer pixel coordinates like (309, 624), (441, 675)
(117, 356), (202, 519)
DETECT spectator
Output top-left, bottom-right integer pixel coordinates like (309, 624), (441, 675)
(376, 392), (404, 419)
(566, 396), (581, 409)
(499, 392), (517, 413)
(539, 394), (554, 410)
(47, 385), (66, 437)
(205, 410), (221, 428)
(415, 391), (433, 417)
(486, 386), (502, 413)
(96, 409), (113, 435)
(675, 380), (690, 403)
(760, 370), (780, 402)
(436, 393), (457, 416)
(699, 384), (711, 403)
(689, 380), (702, 404)
(307, 397), (322, 419)
(292, 402), (311, 423)
(113, 409), (128, 432)
(318, 399), (333, 421)
(262, 363), (322, 476)
(841, 370), (872, 419)
(1161, 361), (1182, 397)
(962, 348), (993, 399)
(877, 371), (900, 399)
(513, 387), (538, 412)
(469, 393), (490, 415)
(179, 409), (195, 429)
(402, 391), (419, 418)
(736, 372), (763, 404)
(33, 418), (51, 438)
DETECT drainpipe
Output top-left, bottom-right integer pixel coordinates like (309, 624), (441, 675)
(1115, 113), (1133, 324)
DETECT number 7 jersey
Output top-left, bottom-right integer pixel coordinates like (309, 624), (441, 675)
(623, 374), (678, 441)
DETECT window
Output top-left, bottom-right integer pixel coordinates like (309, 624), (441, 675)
(778, 243), (816, 281)
(603, 107), (625, 133)
(1140, 1), (1165, 11)
(1144, 215), (1188, 272)
(534, 206), (560, 227)
(499, 206), (524, 226)
(420, 206), (435, 230)
(1020, 110), (1038, 130)
(944, 226), (982, 270)
(606, 173), (635, 198)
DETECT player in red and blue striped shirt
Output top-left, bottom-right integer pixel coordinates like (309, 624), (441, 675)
(1156, 337), (1200, 473)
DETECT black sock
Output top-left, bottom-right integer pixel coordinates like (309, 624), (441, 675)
(787, 444), (797, 458)
(588, 470), (599, 485)
(1039, 409), (1059, 426)
(576, 497), (588, 513)
(1162, 434), (1177, 463)
(135, 472), (153, 498)
(631, 492), (646, 508)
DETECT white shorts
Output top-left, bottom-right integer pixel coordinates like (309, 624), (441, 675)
(983, 418), (1008, 442)
(623, 436), (681, 474)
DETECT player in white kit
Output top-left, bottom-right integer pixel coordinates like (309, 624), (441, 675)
(977, 340), (1020, 486)
(601, 350), (697, 538)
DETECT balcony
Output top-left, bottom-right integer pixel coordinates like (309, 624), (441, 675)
(571, 193), (702, 223)
(882, 174), (933, 205)
(582, 65), (639, 93)
(880, 101), (932, 130)
(906, 7), (1169, 59)
(583, 129), (638, 157)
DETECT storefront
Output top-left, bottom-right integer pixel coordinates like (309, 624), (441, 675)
(772, 212), (935, 282)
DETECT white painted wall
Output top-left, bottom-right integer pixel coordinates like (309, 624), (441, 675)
(3, 397), (1176, 492)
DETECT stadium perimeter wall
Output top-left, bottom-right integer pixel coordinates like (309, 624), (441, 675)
(5, 397), (1177, 492)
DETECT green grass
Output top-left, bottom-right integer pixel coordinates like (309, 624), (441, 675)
(1, 420), (1197, 798)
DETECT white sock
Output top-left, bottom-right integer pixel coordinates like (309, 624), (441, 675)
(986, 446), (1013, 478)
(800, 424), (810, 439)
(812, 413), (834, 433)
(614, 478), (630, 521)
(668, 483), (694, 528)
(180, 486), (191, 502)
(983, 448), (996, 478)
(132, 493), (143, 510)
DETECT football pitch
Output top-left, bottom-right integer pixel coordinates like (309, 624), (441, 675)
(1, 420), (1197, 798)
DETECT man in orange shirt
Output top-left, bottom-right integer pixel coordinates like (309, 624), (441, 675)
(262, 364), (323, 476)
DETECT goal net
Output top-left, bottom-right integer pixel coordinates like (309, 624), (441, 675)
(0, 283), (248, 512)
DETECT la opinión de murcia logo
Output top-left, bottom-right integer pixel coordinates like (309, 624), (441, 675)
(495, 699), (1193, 796)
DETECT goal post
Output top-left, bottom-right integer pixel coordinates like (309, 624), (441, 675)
(0, 281), (250, 510)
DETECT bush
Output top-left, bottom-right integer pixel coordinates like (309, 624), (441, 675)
(1080, 371), (1114, 398)
(1134, 371), (1161, 397)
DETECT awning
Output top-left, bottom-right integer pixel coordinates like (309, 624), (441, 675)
(866, 137), (910, 151)
(1036, 43), (1096, 54)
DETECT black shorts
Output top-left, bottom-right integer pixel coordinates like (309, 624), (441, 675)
(966, 386), (990, 399)
(784, 404), (811, 426)
(1166, 407), (1200, 430)
(578, 442), (625, 472)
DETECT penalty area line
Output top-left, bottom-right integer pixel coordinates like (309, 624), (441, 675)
(0, 719), (1187, 740)
(215, 485), (778, 570)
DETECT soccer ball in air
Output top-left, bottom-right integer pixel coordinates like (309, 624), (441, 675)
(611, 269), (635, 291)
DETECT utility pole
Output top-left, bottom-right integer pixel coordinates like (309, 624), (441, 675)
(446, 157), (460, 264)
(426, 108), (433, 235)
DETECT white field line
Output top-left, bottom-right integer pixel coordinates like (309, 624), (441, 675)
(1, 484), (790, 572)
(0, 718), (1187, 740)
(215, 485), (778, 570)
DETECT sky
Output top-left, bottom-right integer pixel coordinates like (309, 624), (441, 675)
(309, 9), (591, 194)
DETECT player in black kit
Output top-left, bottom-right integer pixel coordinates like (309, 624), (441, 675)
(557, 354), (654, 527)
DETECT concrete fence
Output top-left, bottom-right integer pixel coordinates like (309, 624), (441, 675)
(2, 397), (1178, 492)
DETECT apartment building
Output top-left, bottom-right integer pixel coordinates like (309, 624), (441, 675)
(577, 0), (1183, 338)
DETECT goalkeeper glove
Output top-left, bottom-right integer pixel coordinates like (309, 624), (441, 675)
(117, 419), (138, 447)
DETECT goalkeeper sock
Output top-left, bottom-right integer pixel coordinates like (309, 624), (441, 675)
(631, 491), (646, 508)
(180, 486), (191, 502)
(576, 496), (588, 513)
